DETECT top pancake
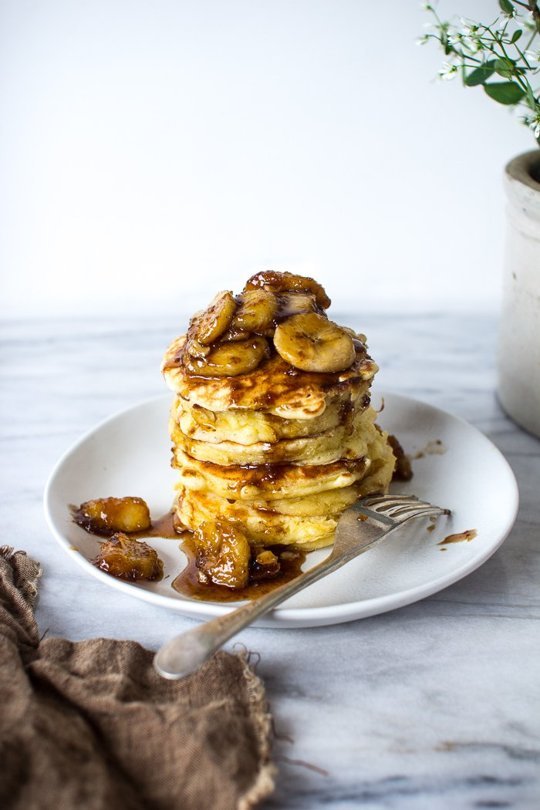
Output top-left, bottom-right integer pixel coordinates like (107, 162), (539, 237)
(162, 336), (378, 418)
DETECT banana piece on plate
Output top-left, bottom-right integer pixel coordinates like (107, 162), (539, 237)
(93, 533), (164, 581)
(273, 312), (355, 373)
(195, 518), (250, 588)
(73, 496), (152, 536)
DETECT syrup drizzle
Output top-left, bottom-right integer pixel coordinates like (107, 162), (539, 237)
(71, 504), (307, 601)
(438, 529), (477, 546)
(172, 537), (306, 603)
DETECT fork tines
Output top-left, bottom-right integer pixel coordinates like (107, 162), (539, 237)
(360, 494), (450, 523)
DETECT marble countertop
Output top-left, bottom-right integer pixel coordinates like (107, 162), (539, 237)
(2, 313), (539, 809)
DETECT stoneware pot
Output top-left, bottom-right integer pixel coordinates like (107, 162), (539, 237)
(497, 150), (540, 438)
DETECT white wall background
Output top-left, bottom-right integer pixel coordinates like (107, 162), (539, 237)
(0, 0), (534, 318)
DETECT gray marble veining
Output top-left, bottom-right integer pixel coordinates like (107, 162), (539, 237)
(1, 313), (539, 809)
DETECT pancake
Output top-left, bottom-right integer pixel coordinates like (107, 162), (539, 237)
(172, 387), (370, 445)
(175, 487), (339, 549)
(163, 271), (397, 569)
(178, 481), (364, 520)
(171, 404), (383, 467)
(173, 449), (371, 500)
(163, 337), (377, 419)
(174, 438), (395, 550)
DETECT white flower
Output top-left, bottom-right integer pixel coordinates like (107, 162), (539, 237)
(459, 18), (478, 36)
(523, 113), (540, 138)
(416, 35), (430, 46)
(447, 31), (462, 46)
(452, 19), (483, 52)
(524, 49), (540, 63)
(438, 61), (459, 80)
(463, 36), (482, 53)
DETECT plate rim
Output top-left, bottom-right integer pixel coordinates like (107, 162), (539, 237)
(43, 391), (520, 627)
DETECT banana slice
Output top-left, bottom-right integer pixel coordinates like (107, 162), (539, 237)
(185, 336), (269, 377)
(232, 288), (277, 333)
(276, 292), (318, 320)
(273, 312), (355, 373)
(194, 291), (237, 345)
(186, 337), (211, 359)
(194, 519), (250, 589)
(244, 271), (331, 309)
(218, 328), (251, 343)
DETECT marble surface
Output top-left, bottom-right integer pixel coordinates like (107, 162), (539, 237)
(1, 313), (539, 809)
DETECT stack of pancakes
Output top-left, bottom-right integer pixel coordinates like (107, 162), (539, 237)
(162, 272), (396, 551)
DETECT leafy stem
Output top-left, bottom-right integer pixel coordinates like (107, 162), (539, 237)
(421, 1), (540, 143)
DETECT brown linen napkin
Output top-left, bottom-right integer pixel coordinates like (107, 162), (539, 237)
(0, 547), (275, 810)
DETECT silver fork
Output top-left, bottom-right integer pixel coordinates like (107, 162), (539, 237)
(154, 495), (450, 679)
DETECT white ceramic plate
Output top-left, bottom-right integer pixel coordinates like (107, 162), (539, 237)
(44, 393), (519, 628)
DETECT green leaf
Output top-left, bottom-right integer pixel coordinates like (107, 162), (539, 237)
(499, 0), (515, 15)
(484, 81), (525, 104)
(511, 28), (523, 43)
(525, 85), (537, 108)
(464, 61), (496, 86)
(494, 57), (517, 78)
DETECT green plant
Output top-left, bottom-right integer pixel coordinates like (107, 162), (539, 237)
(420, 1), (540, 142)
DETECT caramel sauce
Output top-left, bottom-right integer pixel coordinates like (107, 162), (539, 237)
(179, 455), (369, 489)
(438, 529), (477, 546)
(388, 434), (413, 482)
(165, 339), (374, 409)
(131, 511), (181, 540)
(72, 502), (306, 602)
(172, 537), (306, 602)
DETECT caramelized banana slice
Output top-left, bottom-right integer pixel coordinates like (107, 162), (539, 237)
(276, 292), (318, 320)
(185, 336), (269, 377)
(274, 312), (355, 373)
(244, 270), (331, 309)
(195, 519), (250, 589)
(185, 337), (211, 359)
(73, 497), (151, 536)
(194, 291), (237, 345)
(232, 288), (277, 333)
(218, 325), (251, 342)
(93, 533), (163, 581)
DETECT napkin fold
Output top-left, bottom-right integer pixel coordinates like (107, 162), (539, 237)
(0, 547), (275, 810)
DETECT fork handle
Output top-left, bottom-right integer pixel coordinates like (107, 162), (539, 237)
(154, 532), (382, 680)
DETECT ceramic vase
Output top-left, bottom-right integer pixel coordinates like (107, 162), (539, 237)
(497, 150), (540, 438)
